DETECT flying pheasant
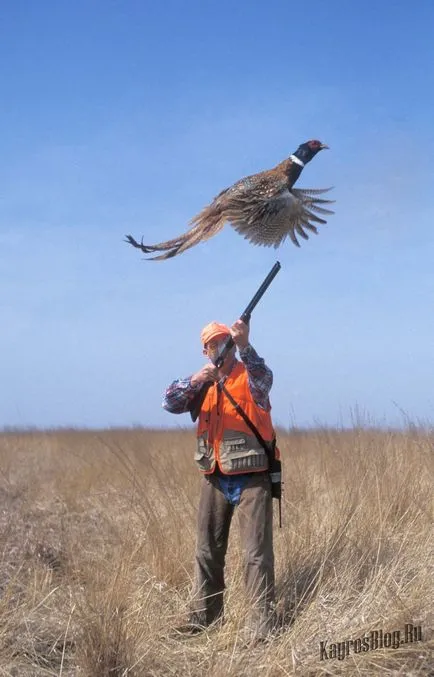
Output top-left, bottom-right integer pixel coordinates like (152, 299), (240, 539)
(126, 139), (333, 260)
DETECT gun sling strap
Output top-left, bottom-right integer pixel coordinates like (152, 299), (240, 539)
(219, 381), (271, 453)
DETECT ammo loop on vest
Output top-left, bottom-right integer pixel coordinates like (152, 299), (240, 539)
(230, 454), (268, 471)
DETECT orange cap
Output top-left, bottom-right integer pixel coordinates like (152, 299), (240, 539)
(200, 321), (231, 346)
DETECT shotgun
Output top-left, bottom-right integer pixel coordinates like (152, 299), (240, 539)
(189, 261), (281, 422)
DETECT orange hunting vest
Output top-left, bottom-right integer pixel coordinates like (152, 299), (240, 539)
(196, 361), (275, 475)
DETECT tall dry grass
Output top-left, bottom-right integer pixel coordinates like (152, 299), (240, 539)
(0, 426), (432, 676)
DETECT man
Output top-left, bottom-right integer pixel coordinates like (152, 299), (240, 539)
(163, 319), (277, 641)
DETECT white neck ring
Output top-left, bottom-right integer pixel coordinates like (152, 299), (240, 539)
(289, 155), (305, 167)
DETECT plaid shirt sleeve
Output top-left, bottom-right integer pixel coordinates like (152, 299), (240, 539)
(162, 376), (202, 414)
(238, 343), (273, 411)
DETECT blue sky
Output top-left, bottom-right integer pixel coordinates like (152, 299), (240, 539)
(1, 1), (434, 429)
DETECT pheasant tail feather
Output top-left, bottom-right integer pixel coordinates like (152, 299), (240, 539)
(125, 205), (227, 260)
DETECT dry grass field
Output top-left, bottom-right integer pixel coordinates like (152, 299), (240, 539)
(0, 426), (432, 676)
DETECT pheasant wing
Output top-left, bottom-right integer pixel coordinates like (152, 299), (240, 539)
(229, 187), (334, 248)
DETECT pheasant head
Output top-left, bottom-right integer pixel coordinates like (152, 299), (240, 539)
(290, 139), (329, 166)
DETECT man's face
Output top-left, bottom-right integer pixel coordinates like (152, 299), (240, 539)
(203, 335), (236, 369)
(203, 336), (227, 362)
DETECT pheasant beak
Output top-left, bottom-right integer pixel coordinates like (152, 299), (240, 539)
(320, 143), (329, 150)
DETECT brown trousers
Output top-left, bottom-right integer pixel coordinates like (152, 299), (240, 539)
(189, 471), (275, 635)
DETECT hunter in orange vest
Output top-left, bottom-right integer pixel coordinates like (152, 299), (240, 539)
(163, 319), (277, 642)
